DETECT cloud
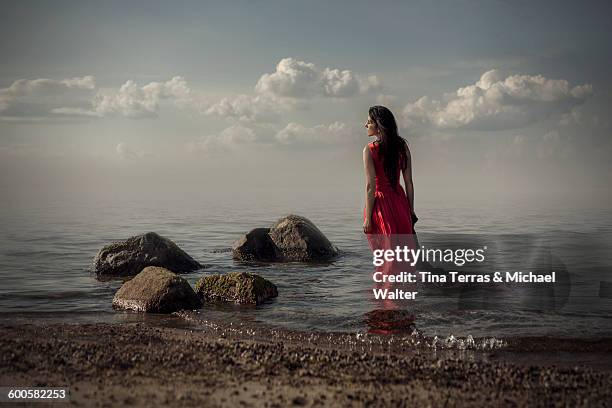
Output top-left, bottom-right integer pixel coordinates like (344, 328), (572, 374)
(50, 107), (103, 117)
(402, 69), (593, 131)
(94, 76), (193, 118)
(3, 76), (95, 96)
(376, 94), (397, 106)
(255, 58), (382, 99)
(204, 58), (380, 124)
(559, 106), (583, 126)
(115, 142), (151, 159)
(0, 58), (385, 125)
(275, 121), (355, 145)
(0, 58), (381, 124)
(0, 75), (200, 120)
(0, 76), (96, 119)
(189, 121), (358, 152)
(358, 75), (383, 95)
(189, 124), (260, 153)
(204, 94), (289, 123)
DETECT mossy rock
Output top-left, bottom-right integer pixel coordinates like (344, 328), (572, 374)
(195, 272), (278, 305)
(112, 266), (202, 313)
(93, 232), (202, 277)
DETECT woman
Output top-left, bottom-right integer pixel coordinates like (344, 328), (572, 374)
(362, 105), (416, 237)
(362, 105), (417, 315)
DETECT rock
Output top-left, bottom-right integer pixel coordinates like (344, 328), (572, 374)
(269, 215), (338, 261)
(195, 272), (278, 305)
(232, 215), (338, 262)
(232, 228), (280, 262)
(93, 232), (202, 277)
(112, 266), (202, 313)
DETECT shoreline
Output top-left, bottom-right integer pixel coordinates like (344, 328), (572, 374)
(1, 315), (612, 407)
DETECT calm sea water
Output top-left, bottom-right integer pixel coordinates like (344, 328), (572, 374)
(1, 195), (611, 339)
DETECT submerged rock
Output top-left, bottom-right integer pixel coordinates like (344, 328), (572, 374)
(232, 214), (338, 262)
(112, 266), (202, 313)
(93, 232), (202, 277)
(195, 272), (278, 305)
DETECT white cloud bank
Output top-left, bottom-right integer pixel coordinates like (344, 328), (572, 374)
(1, 58), (381, 123)
(95, 76), (193, 118)
(255, 58), (381, 99)
(275, 122), (355, 145)
(0, 76), (96, 119)
(189, 124), (260, 153)
(402, 69), (593, 131)
(115, 142), (151, 159)
(0, 75), (195, 120)
(189, 120), (357, 152)
(203, 58), (381, 123)
(204, 94), (288, 123)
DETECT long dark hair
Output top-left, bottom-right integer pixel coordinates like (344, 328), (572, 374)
(369, 105), (408, 189)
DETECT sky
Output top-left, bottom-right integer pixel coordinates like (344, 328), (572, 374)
(1, 0), (611, 211)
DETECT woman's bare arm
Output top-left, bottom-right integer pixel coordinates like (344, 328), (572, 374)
(402, 144), (415, 214)
(363, 146), (376, 228)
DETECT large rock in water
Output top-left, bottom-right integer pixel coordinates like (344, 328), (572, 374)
(195, 272), (278, 305)
(232, 215), (338, 262)
(231, 228), (280, 262)
(93, 232), (202, 277)
(112, 266), (202, 313)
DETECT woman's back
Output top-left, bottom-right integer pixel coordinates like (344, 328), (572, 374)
(368, 141), (404, 193)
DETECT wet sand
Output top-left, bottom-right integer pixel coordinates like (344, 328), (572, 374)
(1, 318), (611, 407)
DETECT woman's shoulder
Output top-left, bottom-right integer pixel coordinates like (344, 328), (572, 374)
(364, 141), (379, 154)
(363, 142), (378, 160)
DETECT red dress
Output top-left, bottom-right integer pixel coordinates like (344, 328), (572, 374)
(364, 141), (417, 316)
(363, 141), (414, 236)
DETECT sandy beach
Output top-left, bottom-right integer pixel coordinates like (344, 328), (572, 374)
(1, 317), (611, 407)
